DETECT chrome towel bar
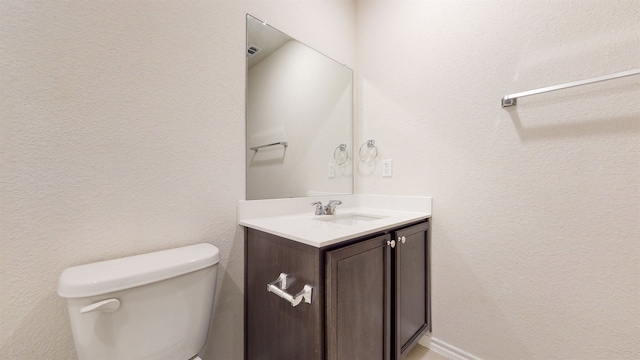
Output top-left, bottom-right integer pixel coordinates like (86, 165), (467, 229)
(267, 273), (313, 307)
(502, 68), (640, 107)
(250, 141), (288, 151)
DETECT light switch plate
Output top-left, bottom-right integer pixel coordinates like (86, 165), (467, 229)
(328, 163), (335, 178)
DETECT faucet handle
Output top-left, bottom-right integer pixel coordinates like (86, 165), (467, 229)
(311, 201), (324, 215)
(325, 200), (342, 215)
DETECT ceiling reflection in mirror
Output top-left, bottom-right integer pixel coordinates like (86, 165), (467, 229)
(246, 14), (353, 200)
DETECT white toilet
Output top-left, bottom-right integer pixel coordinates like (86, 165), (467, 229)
(57, 243), (219, 360)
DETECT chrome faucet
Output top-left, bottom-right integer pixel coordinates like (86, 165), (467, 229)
(312, 200), (342, 215)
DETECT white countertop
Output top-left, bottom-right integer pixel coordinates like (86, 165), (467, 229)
(238, 195), (431, 248)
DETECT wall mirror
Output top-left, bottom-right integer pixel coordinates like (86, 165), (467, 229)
(246, 14), (353, 200)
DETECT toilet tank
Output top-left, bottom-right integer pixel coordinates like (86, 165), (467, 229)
(57, 243), (220, 360)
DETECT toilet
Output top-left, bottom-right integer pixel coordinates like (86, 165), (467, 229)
(57, 243), (219, 360)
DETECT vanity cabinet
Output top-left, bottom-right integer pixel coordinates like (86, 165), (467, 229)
(244, 220), (430, 360)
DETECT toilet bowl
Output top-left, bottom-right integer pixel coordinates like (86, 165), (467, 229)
(58, 243), (219, 360)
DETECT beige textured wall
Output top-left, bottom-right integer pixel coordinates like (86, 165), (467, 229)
(355, 1), (639, 359)
(0, 1), (354, 359)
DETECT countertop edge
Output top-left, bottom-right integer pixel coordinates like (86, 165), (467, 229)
(240, 206), (431, 248)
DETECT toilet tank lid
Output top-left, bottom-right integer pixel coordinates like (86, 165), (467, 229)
(57, 243), (219, 298)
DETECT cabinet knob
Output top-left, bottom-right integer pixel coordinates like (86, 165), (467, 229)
(387, 240), (396, 248)
(401, 236), (406, 244)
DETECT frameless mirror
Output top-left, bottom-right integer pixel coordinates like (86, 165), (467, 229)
(246, 14), (353, 200)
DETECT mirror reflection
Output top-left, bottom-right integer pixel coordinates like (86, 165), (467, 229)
(246, 14), (353, 200)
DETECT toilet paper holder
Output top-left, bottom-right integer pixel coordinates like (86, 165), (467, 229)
(267, 273), (313, 307)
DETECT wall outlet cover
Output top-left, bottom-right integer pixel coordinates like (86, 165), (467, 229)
(328, 163), (335, 178)
(383, 159), (392, 177)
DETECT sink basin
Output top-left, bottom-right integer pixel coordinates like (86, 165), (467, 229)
(316, 213), (387, 225)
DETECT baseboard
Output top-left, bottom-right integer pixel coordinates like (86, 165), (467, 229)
(418, 335), (483, 360)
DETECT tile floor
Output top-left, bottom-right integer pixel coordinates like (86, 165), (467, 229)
(405, 344), (450, 360)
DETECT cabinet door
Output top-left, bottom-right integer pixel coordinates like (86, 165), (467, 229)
(326, 234), (392, 360)
(394, 221), (430, 359)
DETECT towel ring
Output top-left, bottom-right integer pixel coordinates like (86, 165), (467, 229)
(359, 139), (378, 163)
(333, 144), (349, 165)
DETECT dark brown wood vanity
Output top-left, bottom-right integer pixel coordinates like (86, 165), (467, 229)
(244, 219), (430, 360)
